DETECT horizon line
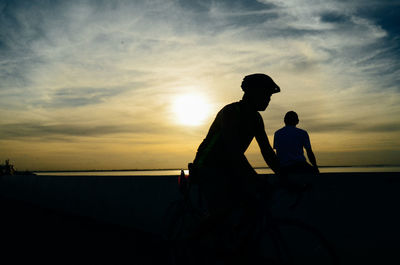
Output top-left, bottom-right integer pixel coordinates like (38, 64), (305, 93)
(31, 164), (400, 172)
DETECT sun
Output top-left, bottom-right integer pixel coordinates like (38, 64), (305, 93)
(172, 93), (211, 126)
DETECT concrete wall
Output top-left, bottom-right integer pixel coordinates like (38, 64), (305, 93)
(1, 172), (399, 264)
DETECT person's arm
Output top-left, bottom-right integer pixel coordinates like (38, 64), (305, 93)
(303, 131), (319, 173)
(255, 118), (280, 174)
(305, 147), (319, 173)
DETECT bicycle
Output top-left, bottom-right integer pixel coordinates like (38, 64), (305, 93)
(163, 167), (339, 265)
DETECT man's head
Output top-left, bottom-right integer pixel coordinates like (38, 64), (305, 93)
(284, 111), (299, 126)
(241, 73), (280, 111)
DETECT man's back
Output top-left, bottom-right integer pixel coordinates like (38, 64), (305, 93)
(273, 126), (311, 167)
(194, 101), (263, 168)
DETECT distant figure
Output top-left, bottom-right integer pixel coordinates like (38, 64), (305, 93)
(0, 159), (15, 176)
(273, 111), (319, 174)
(192, 73), (281, 215)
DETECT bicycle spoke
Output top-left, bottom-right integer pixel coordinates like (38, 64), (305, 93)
(257, 218), (339, 265)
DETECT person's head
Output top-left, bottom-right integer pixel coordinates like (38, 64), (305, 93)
(241, 73), (280, 111)
(284, 111), (299, 126)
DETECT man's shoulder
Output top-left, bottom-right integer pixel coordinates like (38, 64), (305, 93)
(275, 126), (308, 135)
(274, 127), (286, 135)
(295, 127), (308, 134)
(221, 102), (259, 116)
(217, 102), (238, 119)
(292, 127), (310, 140)
(219, 102), (238, 112)
(225, 101), (239, 107)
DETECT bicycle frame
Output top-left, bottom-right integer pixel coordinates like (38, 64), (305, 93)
(166, 171), (338, 265)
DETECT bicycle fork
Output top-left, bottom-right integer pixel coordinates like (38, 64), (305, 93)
(259, 213), (294, 265)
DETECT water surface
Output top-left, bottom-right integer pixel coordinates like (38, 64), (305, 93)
(35, 166), (400, 176)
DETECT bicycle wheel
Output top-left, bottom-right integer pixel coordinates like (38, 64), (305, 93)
(164, 200), (205, 265)
(257, 217), (339, 265)
(164, 200), (186, 241)
(164, 200), (205, 240)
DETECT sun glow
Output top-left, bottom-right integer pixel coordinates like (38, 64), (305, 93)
(172, 93), (211, 126)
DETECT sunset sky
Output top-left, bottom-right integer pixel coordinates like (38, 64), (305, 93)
(1, 0), (399, 171)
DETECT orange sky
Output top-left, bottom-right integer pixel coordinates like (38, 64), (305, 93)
(1, 0), (399, 170)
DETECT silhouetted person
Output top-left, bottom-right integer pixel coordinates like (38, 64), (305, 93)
(1, 159), (15, 176)
(273, 111), (319, 174)
(192, 73), (281, 216)
(189, 74), (282, 263)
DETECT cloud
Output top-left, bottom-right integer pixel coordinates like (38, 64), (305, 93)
(302, 121), (358, 133)
(0, 121), (172, 140)
(363, 123), (400, 133)
(32, 86), (133, 108)
(1, 0), (397, 97)
(0, 122), (124, 139)
(319, 11), (350, 24)
(303, 120), (400, 134)
(0, 0), (399, 168)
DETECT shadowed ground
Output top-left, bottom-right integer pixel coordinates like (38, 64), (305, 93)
(1, 173), (400, 264)
(0, 196), (168, 265)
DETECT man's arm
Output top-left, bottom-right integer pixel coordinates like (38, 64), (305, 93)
(305, 147), (319, 173)
(255, 125), (280, 174)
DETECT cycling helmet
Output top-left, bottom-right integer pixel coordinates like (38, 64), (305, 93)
(241, 73), (280, 94)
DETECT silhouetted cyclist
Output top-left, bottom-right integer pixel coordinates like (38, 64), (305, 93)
(189, 74), (281, 244)
(273, 111), (319, 174)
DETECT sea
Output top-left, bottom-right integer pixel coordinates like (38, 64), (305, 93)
(35, 166), (400, 176)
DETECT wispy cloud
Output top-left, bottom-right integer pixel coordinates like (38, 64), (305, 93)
(0, 121), (172, 140)
(0, 0), (399, 168)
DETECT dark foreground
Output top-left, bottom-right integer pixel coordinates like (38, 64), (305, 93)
(2, 172), (400, 264)
(0, 196), (168, 265)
